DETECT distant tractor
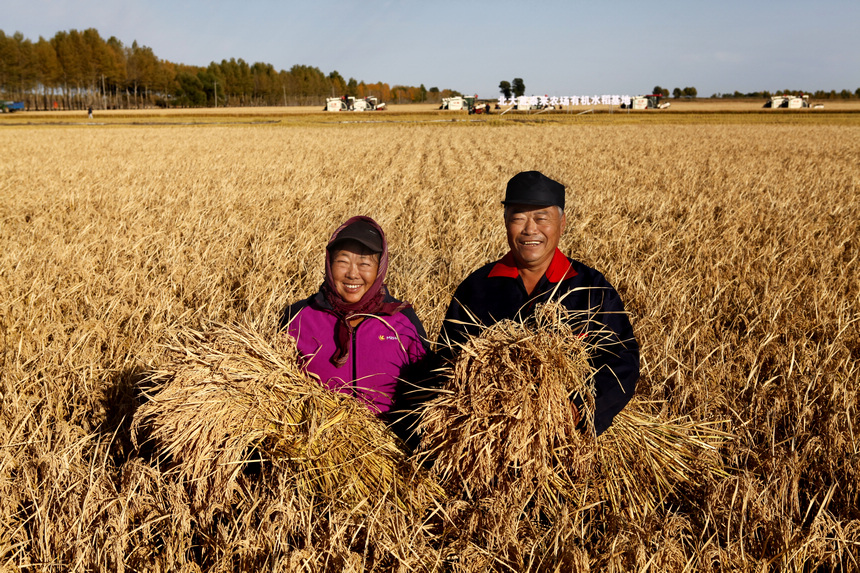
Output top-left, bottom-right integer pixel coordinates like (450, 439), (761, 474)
(440, 96), (465, 110)
(763, 94), (809, 109)
(325, 96), (385, 112)
(440, 96), (476, 111)
(326, 97), (348, 111)
(353, 96), (384, 111)
(1, 101), (24, 113)
(623, 94), (670, 110)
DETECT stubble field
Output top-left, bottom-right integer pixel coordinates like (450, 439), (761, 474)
(1, 110), (858, 571)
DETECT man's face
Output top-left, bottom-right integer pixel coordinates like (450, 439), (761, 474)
(504, 204), (566, 270)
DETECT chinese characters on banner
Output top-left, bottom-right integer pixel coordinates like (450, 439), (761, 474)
(498, 95), (632, 107)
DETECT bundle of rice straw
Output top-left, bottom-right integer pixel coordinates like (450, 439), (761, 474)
(418, 301), (731, 557)
(419, 303), (596, 500)
(417, 302), (599, 558)
(131, 322), (442, 516)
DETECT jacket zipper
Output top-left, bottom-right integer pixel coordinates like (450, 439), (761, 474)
(351, 325), (358, 397)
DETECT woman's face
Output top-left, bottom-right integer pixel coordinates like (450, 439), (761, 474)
(330, 240), (380, 304)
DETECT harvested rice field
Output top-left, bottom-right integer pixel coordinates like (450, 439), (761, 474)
(1, 109), (858, 571)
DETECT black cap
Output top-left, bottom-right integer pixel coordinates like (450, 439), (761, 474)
(502, 171), (565, 210)
(327, 220), (383, 253)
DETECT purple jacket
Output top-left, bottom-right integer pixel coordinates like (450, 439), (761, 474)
(280, 292), (428, 415)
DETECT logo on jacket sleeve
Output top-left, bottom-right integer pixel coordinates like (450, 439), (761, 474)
(378, 334), (399, 341)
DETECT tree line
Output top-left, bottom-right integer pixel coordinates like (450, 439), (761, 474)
(0, 28), (461, 110)
(653, 85), (860, 100)
(652, 86), (698, 99)
(715, 88), (860, 99)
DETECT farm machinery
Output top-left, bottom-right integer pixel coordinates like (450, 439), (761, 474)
(325, 96), (386, 111)
(440, 96), (465, 110)
(1, 101), (24, 113)
(621, 94), (670, 110)
(440, 96), (477, 111)
(763, 94), (810, 109)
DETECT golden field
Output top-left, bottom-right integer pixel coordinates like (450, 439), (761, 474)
(1, 109), (858, 571)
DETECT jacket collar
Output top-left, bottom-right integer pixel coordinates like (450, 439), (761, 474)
(488, 248), (578, 282)
(311, 287), (398, 311)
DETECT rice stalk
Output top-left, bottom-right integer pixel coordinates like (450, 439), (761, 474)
(132, 322), (444, 517)
(419, 301), (733, 567)
(599, 404), (733, 521)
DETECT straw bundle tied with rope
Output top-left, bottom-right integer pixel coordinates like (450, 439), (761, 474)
(418, 301), (731, 565)
(131, 323), (443, 516)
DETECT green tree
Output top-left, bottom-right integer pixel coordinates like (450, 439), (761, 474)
(672, 87), (682, 98)
(249, 62), (276, 105)
(512, 78), (525, 98)
(653, 85), (668, 97)
(174, 71), (206, 106)
(283, 64), (327, 105)
(428, 86), (440, 103)
(346, 77), (358, 98)
(197, 68), (222, 106)
(328, 70), (346, 97)
(499, 80), (511, 99)
(682, 86), (697, 98)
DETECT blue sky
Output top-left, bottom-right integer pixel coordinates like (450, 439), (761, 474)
(5, 0), (859, 98)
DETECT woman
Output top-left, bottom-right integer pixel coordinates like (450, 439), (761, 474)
(279, 216), (428, 418)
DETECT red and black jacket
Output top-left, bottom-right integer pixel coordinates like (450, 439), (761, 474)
(438, 249), (639, 436)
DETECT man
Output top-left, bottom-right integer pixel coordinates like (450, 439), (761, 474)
(438, 171), (639, 436)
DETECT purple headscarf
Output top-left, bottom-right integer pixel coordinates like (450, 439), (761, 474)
(319, 216), (409, 367)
